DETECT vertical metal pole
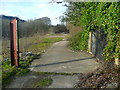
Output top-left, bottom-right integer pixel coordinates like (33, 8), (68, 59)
(10, 18), (19, 67)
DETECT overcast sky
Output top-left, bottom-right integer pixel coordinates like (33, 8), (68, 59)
(0, 0), (67, 25)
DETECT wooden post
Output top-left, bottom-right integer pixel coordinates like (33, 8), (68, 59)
(10, 18), (19, 67)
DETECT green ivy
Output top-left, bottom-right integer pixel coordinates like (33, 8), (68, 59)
(69, 30), (89, 51)
(65, 2), (120, 62)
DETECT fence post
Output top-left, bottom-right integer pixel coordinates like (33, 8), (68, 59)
(88, 32), (92, 54)
(10, 18), (19, 67)
(115, 58), (119, 66)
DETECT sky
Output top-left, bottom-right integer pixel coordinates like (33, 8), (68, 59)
(0, 0), (67, 25)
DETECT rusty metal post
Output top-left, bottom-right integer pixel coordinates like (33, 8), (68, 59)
(10, 18), (19, 67)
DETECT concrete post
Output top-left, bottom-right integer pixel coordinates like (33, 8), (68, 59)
(88, 32), (92, 54)
(115, 58), (119, 66)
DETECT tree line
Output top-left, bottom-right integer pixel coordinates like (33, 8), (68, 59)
(2, 16), (69, 39)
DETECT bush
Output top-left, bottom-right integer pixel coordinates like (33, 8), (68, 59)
(69, 30), (89, 51)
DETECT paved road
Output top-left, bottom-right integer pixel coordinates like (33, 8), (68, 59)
(29, 40), (100, 73)
(7, 40), (100, 88)
(6, 72), (78, 88)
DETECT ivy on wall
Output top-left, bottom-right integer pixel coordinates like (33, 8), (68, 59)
(69, 30), (89, 51)
(64, 2), (120, 62)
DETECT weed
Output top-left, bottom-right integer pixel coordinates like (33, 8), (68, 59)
(16, 68), (30, 76)
(33, 78), (53, 88)
(2, 65), (16, 87)
(36, 72), (74, 75)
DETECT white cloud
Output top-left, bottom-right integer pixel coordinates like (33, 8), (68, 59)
(0, 1), (67, 25)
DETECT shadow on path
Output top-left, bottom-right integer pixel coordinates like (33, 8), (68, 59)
(30, 57), (95, 68)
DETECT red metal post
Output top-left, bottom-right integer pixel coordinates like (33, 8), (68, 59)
(10, 19), (19, 67)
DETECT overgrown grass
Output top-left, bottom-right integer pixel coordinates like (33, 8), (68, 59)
(2, 57), (32, 87)
(33, 78), (53, 88)
(2, 54), (37, 87)
(19, 34), (43, 52)
(26, 37), (63, 53)
(0, 55), (2, 60)
(69, 31), (89, 51)
(2, 65), (16, 87)
(19, 56), (35, 68)
(2, 34), (65, 60)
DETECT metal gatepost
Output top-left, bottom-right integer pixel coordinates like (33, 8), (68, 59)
(10, 18), (19, 67)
